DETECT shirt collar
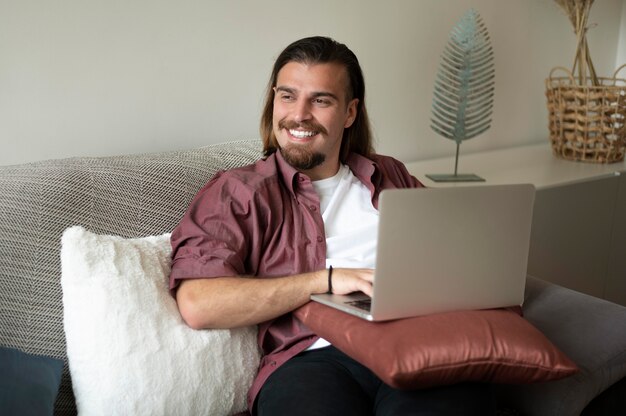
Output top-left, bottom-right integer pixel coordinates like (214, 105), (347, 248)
(271, 150), (380, 198)
(345, 152), (378, 186)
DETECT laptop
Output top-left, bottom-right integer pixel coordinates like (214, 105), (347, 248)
(310, 184), (536, 321)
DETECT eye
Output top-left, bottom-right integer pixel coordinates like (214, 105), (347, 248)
(278, 93), (294, 102)
(313, 98), (332, 106)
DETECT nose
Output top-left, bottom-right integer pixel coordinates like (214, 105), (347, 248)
(293, 98), (312, 123)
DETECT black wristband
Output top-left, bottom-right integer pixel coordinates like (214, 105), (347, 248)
(327, 266), (333, 294)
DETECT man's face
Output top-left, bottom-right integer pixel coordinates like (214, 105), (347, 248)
(272, 61), (358, 180)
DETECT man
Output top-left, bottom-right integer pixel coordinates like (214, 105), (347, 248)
(170, 36), (494, 415)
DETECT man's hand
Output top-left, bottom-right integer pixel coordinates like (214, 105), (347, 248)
(328, 268), (374, 297)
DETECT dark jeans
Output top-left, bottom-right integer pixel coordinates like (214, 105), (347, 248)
(256, 346), (495, 416)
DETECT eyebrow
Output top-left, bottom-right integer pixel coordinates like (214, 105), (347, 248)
(275, 86), (339, 101)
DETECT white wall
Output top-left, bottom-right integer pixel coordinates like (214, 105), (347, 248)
(618, 0), (626, 70)
(1, 0), (623, 166)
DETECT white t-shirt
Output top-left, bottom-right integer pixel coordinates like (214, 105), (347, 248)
(307, 164), (379, 350)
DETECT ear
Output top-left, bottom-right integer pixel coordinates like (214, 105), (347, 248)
(344, 98), (359, 128)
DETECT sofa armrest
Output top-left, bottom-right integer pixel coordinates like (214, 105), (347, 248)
(495, 276), (626, 415)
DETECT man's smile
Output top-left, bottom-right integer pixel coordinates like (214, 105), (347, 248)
(288, 129), (318, 139)
(278, 118), (327, 142)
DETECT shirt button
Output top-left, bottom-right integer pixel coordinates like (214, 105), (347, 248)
(317, 236), (323, 243)
(309, 205), (317, 211)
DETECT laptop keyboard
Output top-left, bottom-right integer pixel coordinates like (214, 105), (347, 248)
(346, 299), (371, 312)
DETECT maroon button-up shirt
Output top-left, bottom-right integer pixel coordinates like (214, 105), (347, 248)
(169, 150), (423, 411)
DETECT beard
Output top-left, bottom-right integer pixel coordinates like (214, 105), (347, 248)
(279, 144), (326, 171)
(277, 118), (328, 171)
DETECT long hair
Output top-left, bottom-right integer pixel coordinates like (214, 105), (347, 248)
(260, 36), (373, 161)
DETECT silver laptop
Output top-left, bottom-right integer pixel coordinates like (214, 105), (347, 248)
(310, 184), (536, 321)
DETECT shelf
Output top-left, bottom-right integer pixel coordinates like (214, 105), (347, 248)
(404, 143), (625, 190)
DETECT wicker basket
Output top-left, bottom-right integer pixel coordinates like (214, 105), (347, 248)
(545, 64), (626, 163)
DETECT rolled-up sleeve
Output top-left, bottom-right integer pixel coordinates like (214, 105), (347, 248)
(169, 172), (252, 291)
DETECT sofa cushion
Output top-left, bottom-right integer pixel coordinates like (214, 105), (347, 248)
(0, 140), (261, 414)
(61, 226), (261, 415)
(295, 302), (578, 389)
(494, 276), (626, 415)
(0, 346), (64, 416)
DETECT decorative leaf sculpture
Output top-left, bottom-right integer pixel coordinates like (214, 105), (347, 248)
(428, 9), (494, 182)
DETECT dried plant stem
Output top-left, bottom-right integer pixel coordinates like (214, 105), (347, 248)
(554, 0), (599, 86)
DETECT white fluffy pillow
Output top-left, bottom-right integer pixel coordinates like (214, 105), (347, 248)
(61, 226), (260, 416)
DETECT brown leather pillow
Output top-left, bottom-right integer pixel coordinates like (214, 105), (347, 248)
(294, 302), (578, 389)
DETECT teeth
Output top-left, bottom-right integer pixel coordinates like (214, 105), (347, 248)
(289, 129), (316, 138)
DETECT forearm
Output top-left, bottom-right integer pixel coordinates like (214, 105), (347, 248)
(176, 271), (328, 329)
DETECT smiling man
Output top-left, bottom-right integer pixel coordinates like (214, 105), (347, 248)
(271, 60), (357, 179)
(169, 36), (494, 415)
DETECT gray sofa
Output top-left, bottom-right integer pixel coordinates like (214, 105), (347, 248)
(1, 139), (625, 415)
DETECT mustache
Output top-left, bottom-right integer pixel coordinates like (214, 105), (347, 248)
(278, 119), (328, 136)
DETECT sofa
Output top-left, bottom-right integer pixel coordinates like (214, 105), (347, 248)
(1, 139), (625, 415)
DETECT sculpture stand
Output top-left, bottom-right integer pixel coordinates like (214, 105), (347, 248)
(426, 142), (485, 183)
